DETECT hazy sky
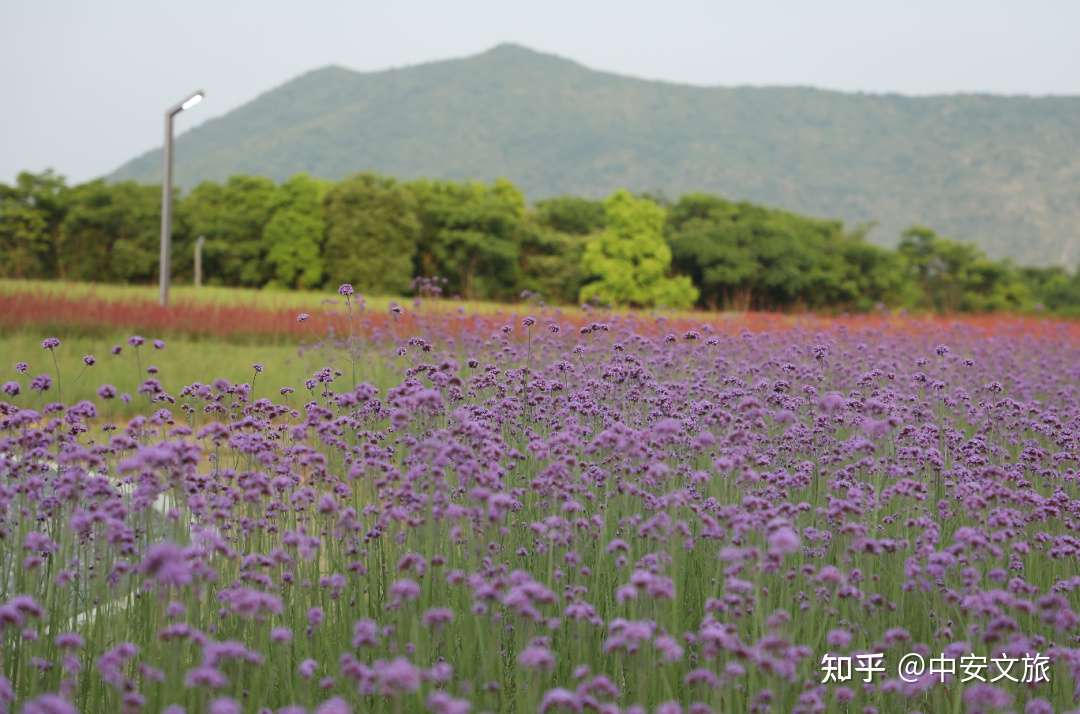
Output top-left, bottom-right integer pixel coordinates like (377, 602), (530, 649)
(3, 0), (1078, 184)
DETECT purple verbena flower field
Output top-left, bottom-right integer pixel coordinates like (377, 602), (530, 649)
(2, 303), (1080, 714)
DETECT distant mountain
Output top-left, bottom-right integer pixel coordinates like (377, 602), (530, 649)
(110, 43), (1080, 266)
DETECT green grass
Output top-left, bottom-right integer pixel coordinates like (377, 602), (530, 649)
(0, 278), (523, 315)
(0, 278), (719, 322)
(0, 332), (401, 421)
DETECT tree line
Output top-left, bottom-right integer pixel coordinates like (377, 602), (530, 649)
(2, 169), (1079, 314)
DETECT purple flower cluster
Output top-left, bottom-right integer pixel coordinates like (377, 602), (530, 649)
(1, 313), (1079, 712)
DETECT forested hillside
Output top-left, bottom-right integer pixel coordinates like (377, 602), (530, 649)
(109, 44), (1080, 266)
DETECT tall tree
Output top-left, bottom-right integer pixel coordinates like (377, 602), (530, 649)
(898, 226), (1031, 312)
(181, 176), (281, 287)
(517, 196), (606, 303)
(58, 180), (161, 282)
(533, 196), (606, 235)
(0, 171), (69, 278)
(580, 189), (698, 309)
(411, 178), (524, 300)
(264, 173), (329, 289)
(322, 173), (421, 295)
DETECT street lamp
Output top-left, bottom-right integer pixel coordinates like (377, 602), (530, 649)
(159, 90), (204, 307)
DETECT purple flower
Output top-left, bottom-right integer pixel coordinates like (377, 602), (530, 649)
(373, 657), (420, 695)
(1025, 699), (1053, 714)
(20, 694), (76, 714)
(41, 337), (60, 350)
(184, 666), (228, 689)
(352, 619), (380, 648)
(315, 698), (352, 714)
(153, 339), (165, 350)
(128, 336), (145, 347)
(55, 633), (84, 649)
(826, 628), (852, 648)
(539, 689), (580, 713)
(654, 633), (684, 662)
(767, 526), (801, 556)
(209, 699), (240, 714)
(962, 684), (1011, 711)
(14, 361), (29, 373)
(427, 692), (470, 714)
(2, 381), (19, 397)
(518, 643), (555, 671)
(97, 384), (116, 399)
(684, 668), (720, 688)
(299, 658), (318, 678)
(29, 374), (51, 392)
(388, 578), (421, 606)
(422, 607), (454, 629)
(82, 355), (95, 366)
(139, 542), (192, 587)
(338, 284), (354, 297)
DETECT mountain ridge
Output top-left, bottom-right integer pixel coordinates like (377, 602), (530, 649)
(109, 43), (1080, 266)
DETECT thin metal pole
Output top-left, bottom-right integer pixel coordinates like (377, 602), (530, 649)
(194, 235), (205, 288)
(159, 112), (174, 307)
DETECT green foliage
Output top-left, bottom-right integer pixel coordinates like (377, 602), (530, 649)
(181, 176), (281, 287)
(106, 44), (1080, 268)
(410, 178), (524, 300)
(516, 196), (604, 304)
(322, 173), (421, 295)
(898, 227), (1031, 312)
(533, 196), (606, 236)
(58, 180), (161, 283)
(579, 190), (698, 309)
(0, 171), (69, 278)
(667, 194), (877, 310)
(1020, 266), (1080, 315)
(516, 220), (589, 304)
(3, 168), (1079, 314)
(832, 234), (915, 311)
(0, 195), (50, 278)
(264, 174), (329, 289)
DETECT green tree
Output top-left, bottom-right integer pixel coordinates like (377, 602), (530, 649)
(323, 173), (421, 295)
(0, 170), (69, 278)
(533, 196), (606, 235)
(579, 189), (698, 308)
(516, 220), (590, 304)
(0, 199), (49, 278)
(516, 196), (605, 303)
(832, 231), (915, 310)
(181, 176), (281, 287)
(411, 178), (524, 300)
(58, 180), (161, 282)
(667, 194), (860, 310)
(1020, 266), (1080, 315)
(898, 226), (1031, 312)
(667, 194), (757, 308)
(263, 174), (329, 289)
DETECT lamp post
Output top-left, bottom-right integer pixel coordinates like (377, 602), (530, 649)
(194, 235), (205, 288)
(159, 90), (204, 307)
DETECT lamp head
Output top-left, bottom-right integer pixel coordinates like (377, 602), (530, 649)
(180, 92), (204, 111)
(170, 90), (205, 116)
